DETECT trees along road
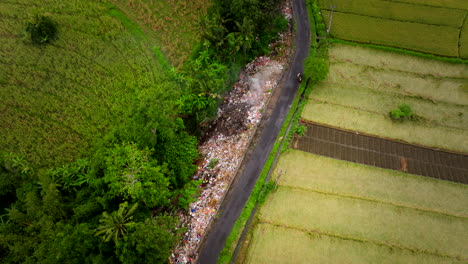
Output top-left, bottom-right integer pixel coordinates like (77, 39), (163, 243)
(197, 0), (310, 263)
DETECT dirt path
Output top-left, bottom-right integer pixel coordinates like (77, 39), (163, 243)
(294, 122), (468, 184)
(196, 0), (310, 263)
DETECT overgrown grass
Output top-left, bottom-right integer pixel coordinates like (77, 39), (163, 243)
(260, 187), (468, 260)
(274, 150), (468, 217)
(318, 0), (466, 28)
(110, 0), (210, 67)
(0, 0), (168, 166)
(321, 10), (460, 57)
(245, 223), (467, 264)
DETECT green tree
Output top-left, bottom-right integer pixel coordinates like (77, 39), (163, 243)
(116, 216), (179, 264)
(95, 202), (138, 245)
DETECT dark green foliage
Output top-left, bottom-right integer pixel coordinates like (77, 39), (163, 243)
(115, 216), (180, 264)
(25, 15), (57, 44)
(389, 104), (413, 121)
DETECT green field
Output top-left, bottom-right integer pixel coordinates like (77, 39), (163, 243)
(243, 150), (468, 263)
(302, 43), (468, 152)
(111, 0), (209, 67)
(318, 0), (466, 27)
(0, 0), (176, 166)
(317, 0), (468, 58)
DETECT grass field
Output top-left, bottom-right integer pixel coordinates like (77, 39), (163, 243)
(302, 43), (468, 152)
(242, 150), (468, 263)
(317, 0), (468, 58)
(111, 0), (210, 67)
(318, 0), (466, 27)
(321, 11), (460, 57)
(0, 0), (173, 166)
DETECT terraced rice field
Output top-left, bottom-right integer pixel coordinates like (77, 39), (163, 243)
(317, 0), (468, 58)
(242, 150), (468, 264)
(302, 43), (468, 153)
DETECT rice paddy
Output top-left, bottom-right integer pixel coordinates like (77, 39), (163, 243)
(302, 43), (468, 152)
(242, 151), (468, 263)
(318, 0), (468, 58)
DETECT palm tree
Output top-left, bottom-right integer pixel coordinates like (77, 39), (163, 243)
(95, 202), (138, 245)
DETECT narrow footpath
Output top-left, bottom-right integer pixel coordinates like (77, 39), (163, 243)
(196, 0), (310, 263)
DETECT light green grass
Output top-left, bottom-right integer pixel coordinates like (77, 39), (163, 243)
(326, 61), (468, 106)
(322, 11), (460, 57)
(259, 187), (468, 260)
(302, 44), (468, 152)
(382, 0), (468, 11)
(274, 150), (468, 217)
(329, 43), (468, 78)
(318, 0), (466, 28)
(245, 223), (466, 264)
(0, 0), (168, 166)
(302, 102), (468, 152)
(310, 82), (467, 129)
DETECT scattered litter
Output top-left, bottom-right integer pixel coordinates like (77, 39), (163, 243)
(170, 3), (292, 263)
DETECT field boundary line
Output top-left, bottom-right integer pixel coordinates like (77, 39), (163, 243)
(307, 98), (468, 132)
(278, 184), (468, 219)
(321, 9), (463, 29)
(458, 12), (468, 57)
(259, 220), (468, 261)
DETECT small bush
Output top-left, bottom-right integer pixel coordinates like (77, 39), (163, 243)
(293, 124), (307, 137)
(25, 15), (57, 44)
(389, 104), (413, 121)
(304, 56), (329, 82)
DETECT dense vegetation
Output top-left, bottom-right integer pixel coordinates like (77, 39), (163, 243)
(0, 0), (286, 263)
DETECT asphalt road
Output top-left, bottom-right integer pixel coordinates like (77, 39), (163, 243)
(196, 0), (310, 263)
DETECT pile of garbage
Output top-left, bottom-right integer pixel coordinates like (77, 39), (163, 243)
(170, 2), (293, 263)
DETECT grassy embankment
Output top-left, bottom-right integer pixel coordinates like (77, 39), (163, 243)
(317, 0), (468, 59)
(245, 150), (468, 263)
(302, 43), (468, 153)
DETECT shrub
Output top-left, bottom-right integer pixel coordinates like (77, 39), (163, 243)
(304, 56), (329, 82)
(389, 104), (413, 121)
(25, 15), (57, 44)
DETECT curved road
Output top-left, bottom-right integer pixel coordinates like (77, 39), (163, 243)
(197, 0), (310, 263)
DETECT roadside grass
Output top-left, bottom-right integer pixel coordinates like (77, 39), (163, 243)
(273, 150), (468, 217)
(318, 0), (466, 28)
(110, 0), (210, 67)
(260, 187), (468, 260)
(0, 0), (167, 166)
(245, 223), (466, 264)
(321, 10), (460, 57)
(301, 44), (468, 153)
